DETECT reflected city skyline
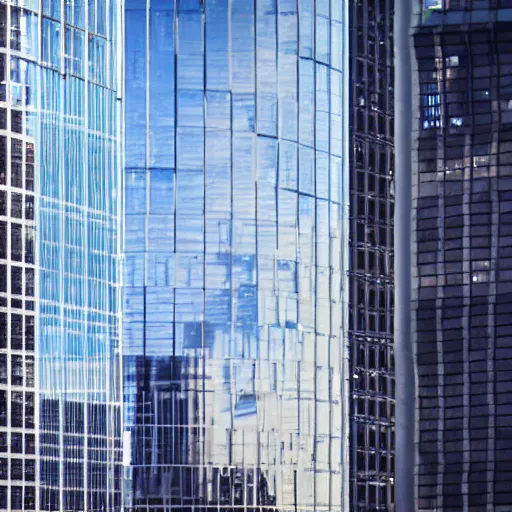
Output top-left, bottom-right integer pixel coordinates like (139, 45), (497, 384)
(123, 0), (350, 510)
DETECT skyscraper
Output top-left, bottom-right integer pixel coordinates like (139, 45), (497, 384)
(0, 1), (122, 510)
(123, 1), (350, 511)
(411, 0), (512, 509)
(348, 0), (395, 509)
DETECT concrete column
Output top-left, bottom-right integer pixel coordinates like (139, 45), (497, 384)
(394, 0), (415, 510)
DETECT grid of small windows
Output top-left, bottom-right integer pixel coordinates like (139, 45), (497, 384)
(123, 1), (350, 511)
(413, 12), (512, 512)
(349, 0), (395, 510)
(0, 4), (37, 509)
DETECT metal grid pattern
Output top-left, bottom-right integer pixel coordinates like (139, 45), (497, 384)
(122, 1), (350, 511)
(0, 0), (123, 510)
(0, 4), (37, 509)
(348, 0), (395, 510)
(413, 1), (512, 510)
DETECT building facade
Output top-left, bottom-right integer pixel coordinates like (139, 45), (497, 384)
(412, 0), (512, 510)
(123, 1), (350, 511)
(0, 0), (123, 510)
(0, 3), (37, 509)
(348, 0), (395, 510)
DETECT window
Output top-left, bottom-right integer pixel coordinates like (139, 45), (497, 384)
(26, 162), (34, 191)
(11, 266), (22, 295)
(446, 55), (459, 67)
(10, 459), (23, 480)
(10, 8), (22, 51)
(0, 6), (5, 48)
(11, 391), (23, 427)
(65, 26), (85, 77)
(11, 433), (22, 453)
(424, 0), (443, 8)
(0, 265), (6, 294)
(423, 83), (441, 129)
(11, 110), (22, 134)
(11, 224), (22, 261)
(0, 459), (7, 479)
(25, 268), (34, 296)
(25, 356), (34, 386)
(0, 355), (5, 385)
(25, 392), (34, 428)
(25, 459), (35, 481)
(0, 391), (5, 426)
(65, 0), (85, 29)
(41, 18), (61, 68)
(11, 162), (22, 188)
(0, 221), (6, 258)
(10, 193), (22, 219)
(11, 314), (23, 350)
(11, 355), (24, 386)
(11, 486), (23, 509)
(24, 485), (35, 510)
(25, 434), (35, 454)
(89, 35), (107, 85)
(24, 316), (34, 351)
(0, 136), (5, 184)
(25, 195), (34, 220)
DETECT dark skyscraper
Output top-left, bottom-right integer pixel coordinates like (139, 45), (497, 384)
(349, 0), (395, 510)
(412, 0), (512, 509)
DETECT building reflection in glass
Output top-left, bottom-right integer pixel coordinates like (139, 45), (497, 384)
(123, 1), (350, 510)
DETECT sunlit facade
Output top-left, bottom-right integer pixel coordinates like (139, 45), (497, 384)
(0, 0), (122, 510)
(123, 1), (350, 511)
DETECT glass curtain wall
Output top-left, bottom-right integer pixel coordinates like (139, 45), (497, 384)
(123, 1), (350, 511)
(38, 0), (123, 510)
(0, 0), (123, 511)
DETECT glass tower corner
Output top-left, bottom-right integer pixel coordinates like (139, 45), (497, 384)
(0, 0), (123, 510)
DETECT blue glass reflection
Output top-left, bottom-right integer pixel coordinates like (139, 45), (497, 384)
(36, 0), (122, 510)
(124, 0), (349, 510)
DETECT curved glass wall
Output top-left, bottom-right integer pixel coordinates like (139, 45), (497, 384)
(38, 0), (123, 509)
(123, 1), (350, 511)
(0, 1), (122, 510)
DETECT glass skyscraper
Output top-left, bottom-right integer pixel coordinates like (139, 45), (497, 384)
(0, 0), (122, 510)
(411, 0), (512, 510)
(123, 1), (350, 511)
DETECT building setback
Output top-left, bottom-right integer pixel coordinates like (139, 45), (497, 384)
(349, 0), (395, 509)
(0, 1), (123, 510)
(412, 0), (512, 510)
(122, 1), (350, 511)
